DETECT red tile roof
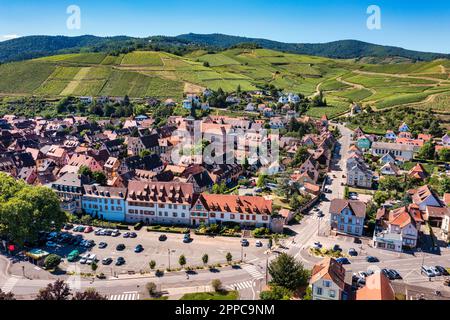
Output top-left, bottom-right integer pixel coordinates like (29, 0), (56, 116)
(356, 272), (395, 300)
(197, 194), (272, 215)
(310, 258), (346, 290)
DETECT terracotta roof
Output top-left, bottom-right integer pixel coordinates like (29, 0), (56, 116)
(197, 194), (272, 215)
(310, 258), (346, 290)
(356, 272), (395, 300)
(444, 193), (450, 206)
(388, 205), (423, 227)
(329, 199), (367, 218)
(127, 181), (194, 205)
(408, 163), (428, 179)
(84, 185), (126, 199)
(426, 206), (450, 218)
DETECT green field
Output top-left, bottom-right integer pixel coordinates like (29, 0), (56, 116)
(0, 48), (449, 112)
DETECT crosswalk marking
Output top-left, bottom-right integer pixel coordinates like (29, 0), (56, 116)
(109, 292), (139, 300)
(310, 215), (329, 222)
(1, 277), (18, 293)
(243, 265), (264, 279)
(226, 280), (254, 291)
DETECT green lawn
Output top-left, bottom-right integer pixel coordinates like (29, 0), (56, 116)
(180, 291), (239, 300)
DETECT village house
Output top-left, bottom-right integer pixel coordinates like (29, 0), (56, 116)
(356, 272), (395, 300)
(51, 173), (90, 214)
(330, 199), (366, 237)
(347, 161), (373, 188)
(373, 204), (423, 251)
(82, 185), (127, 222)
(371, 142), (415, 161)
(68, 153), (103, 172)
(125, 181), (194, 225)
(309, 257), (349, 301)
(191, 194), (272, 229)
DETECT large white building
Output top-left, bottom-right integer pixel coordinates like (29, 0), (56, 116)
(125, 181), (194, 225)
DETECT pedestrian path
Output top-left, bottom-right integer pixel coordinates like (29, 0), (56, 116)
(243, 264), (264, 279)
(109, 291), (140, 300)
(1, 277), (18, 293)
(226, 280), (254, 291)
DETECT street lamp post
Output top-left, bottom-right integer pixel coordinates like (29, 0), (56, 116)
(168, 249), (171, 270)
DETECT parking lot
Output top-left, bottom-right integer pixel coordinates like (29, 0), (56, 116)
(41, 226), (269, 275)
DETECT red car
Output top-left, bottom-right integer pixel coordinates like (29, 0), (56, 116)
(84, 226), (93, 233)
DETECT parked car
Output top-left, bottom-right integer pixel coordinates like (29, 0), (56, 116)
(240, 239), (249, 247)
(116, 257), (125, 266)
(357, 271), (368, 279)
(313, 242), (322, 249)
(159, 234), (168, 241)
(79, 253), (91, 264)
(366, 256), (379, 263)
(336, 257), (350, 265)
(111, 230), (120, 237)
(67, 250), (79, 262)
(134, 244), (144, 253)
(348, 248), (358, 256)
(316, 211), (324, 217)
(129, 232), (137, 238)
(84, 226), (93, 233)
(116, 244), (126, 251)
(102, 257), (113, 265)
(332, 244), (342, 252)
(46, 241), (57, 248)
(421, 266), (435, 277)
(381, 269), (395, 280)
(183, 234), (192, 243)
(255, 241), (263, 247)
(123, 232), (130, 238)
(86, 254), (97, 265)
(430, 266), (441, 276)
(63, 224), (73, 230)
(98, 242), (108, 249)
(388, 269), (402, 280)
(435, 266), (449, 276)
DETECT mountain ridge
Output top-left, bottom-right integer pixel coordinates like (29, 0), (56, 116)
(0, 33), (448, 63)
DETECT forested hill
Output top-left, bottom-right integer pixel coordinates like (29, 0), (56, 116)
(176, 33), (450, 61)
(1, 33), (449, 63)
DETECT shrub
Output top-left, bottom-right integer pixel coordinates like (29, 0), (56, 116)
(134, 222), (143, 230)
(116, 224), (129, 230)
(211, 279), (222, 292)
(146, 282), (157, 296)
(44, 254), (61, 270)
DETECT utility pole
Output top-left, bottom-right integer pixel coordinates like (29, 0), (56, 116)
(265, 255), (269, 286)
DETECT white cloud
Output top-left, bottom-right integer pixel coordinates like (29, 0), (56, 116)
(1, 34), (20, 41)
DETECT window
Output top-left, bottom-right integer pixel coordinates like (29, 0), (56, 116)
(262, 216), (268, 221)
(329, 290), (336, 298)
(230, 214), (235, 219)
(316, 287), (322, 295)
(323, 281), (331, 288)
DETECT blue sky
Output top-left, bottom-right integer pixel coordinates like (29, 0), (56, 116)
(1, 0), (449, 53)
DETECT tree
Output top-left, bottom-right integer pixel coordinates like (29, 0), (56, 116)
(92, 171), (107, 186)
(373, 191), (390, 206)
(257, 174), (267, 188)
(140, 150), (152, 158)
(179, 255), (186, 268)
(149, 260), (156, 270)
(211, 279), (222, 292)
(35, 280), (71, 300)
(91, 262), (98, 274)
(226, 252), (233, 264)
(268, 253), (310, 291)
(439, 148), (450, 162)
(0, 289), (15, 300)
(344, 186), (350, 200)
(418, 141), (436, 160)
(379, 176), (403, 192)
(202, 254), (209, 266)
(260, 285), (293, 300)
(146, 282), (157, 297)
(439, 176), (450, 195)
(72, 288), (107, 300)
(291, 146), (309, 167)
(0, 174), (67, 245)
(78, 165), (92, 177)
(44, 254), (61, 270)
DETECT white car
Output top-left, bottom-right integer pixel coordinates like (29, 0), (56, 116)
(430, 266), (441, 276)
(421, 266), (435, 277)
(255, 241), (263, 247)
(79, 253), (90, 264)
(86, 254), (97, 265)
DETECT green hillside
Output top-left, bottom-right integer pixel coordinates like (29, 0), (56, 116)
(0, 49), (449, 116)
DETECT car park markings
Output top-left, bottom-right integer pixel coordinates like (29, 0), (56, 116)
(109, 291), (139, 300)
(243, 265), (264, 279)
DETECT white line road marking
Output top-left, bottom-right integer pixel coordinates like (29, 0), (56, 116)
(227, 280), (254, 291)
(109, 292), (139, 300)
(243, 265), (264, 279)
